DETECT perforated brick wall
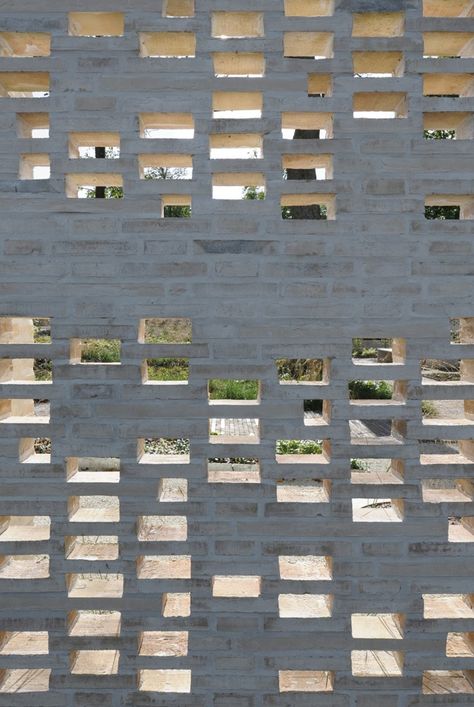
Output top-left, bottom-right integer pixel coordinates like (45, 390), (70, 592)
(0, 0), (474, 705)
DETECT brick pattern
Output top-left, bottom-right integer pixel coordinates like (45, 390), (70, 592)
(0, 1), (473, 705)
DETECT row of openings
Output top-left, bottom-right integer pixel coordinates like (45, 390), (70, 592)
(3, 6), (474, 44)
(7, 68), (474, 97)
(0, 667), (471, 693)
(15, 110), (474, 144)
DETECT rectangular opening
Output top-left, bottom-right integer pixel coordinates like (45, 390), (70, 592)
(423, 670), (474, 694)
(279, 555), (332, 581)
(68, 12), (124, 37)
(284, 32), (333, 59)
(283, 154), (333, 180)
(0, 515), (50, 541)
(277, 478), (331, 503)
(139, 631), (188, 657)
(208, 458), (260, 484)
(208, 379), (259, 402)
(0, 554), (49, 579)
(423, 593), (474, 618)
(19, 437), (51, 464)
(19, 154), (50, 180)
(137, 555), (191, 579)
(212, 12), (264, 39)
(210, 133), (263, 159)
(0, 32), (50, 57)
(0, 668), (50, 693)
(422, 358), (461, 382)
(212, 575), (261, 598)
(281, 194), (335, 219)
(209, 418), (259, 444)
(68, 496), (120, 523)
(455, 318), (474, 343)
(139, 113), (194, 139)
(351, 458), (404, 485)
(70, 650), (119, 675)
(350, 419), (406, 445)
(277, 358), (327, 384)
(138, 669), (191, 693)
(212, 173), (265, 200)
(351, 613), (404, 639)
(139, 32), (196, 58)
(425, 195), (474, 219)
(66, 457), (120, 483)
(162, 592), (191, 617)
(307, 74), (332, 97)
(69, 132), (120, 159)
(350, 379), (407, 402)
(0, 398), (49, 423)
(213, 52), (265, 78)
(17, 113), (49, 138)
(282, 112), (333, 139)
(279, 671), (334, 693)
(65, 535), (119, 561)
(162, 195), (192, 217)
(0, 631), (48, 655)
(70, 338), (121, 364)
(422, 479), (474, 503)
(278, 593), (333, 618)
(284, 0), (334, 17)
(139, 154), (192, 180)
(158, 478), (188, 501)
(65, 174), (123, 198)
(424, 112), (474, 140)
(353, 92), (408, 119)
(139, 317), (192, 343)
(163, 0), (195, 17)
(276, 439), (326, 461)
(68, 610), (121, 637)
(138, 438), (190, 465)
(0, 72), (49, 98)
(424, 32), (474, 58)
(143, 358), (189, 384)
(449, 516), (474, 542)
(422, 398), (473, 422)
(212, 91), (263, 119)
(423, 0), (474, 17)
(419, 438), (474, 464)
(352, 337), (405, 364)
(304, 399), (331, 426)
(424, 73), (474, 97)
(446, 632), (474, 656)
(0, 317), (50, 344)
(137, 515), (187, 542)
(353, 51), (404, 78)
(352, 651), (403, 677)
(352, 12), (404, 37)
(66, 573), (124, 598)
(352, 498), (404, 522)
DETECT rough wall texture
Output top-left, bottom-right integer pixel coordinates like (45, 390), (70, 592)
(0, 0), (474, 704)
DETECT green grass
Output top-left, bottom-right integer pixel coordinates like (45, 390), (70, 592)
(34, 358), (52, 381)
(81, 339), (121, 363)
(144, 318), (192, 344)
(33, 318), (51, 344)
(349, 380), (393, 400)
(352, 338), (391, 358)
(422, 401), (439, 418)
(276, 439), (322, 455)
(147, 358), (189, 381)
(276, 358), (323, 382)
(208, 379), (259, 400)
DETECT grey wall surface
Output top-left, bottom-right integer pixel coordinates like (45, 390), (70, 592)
(0, 0), (473, 705)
